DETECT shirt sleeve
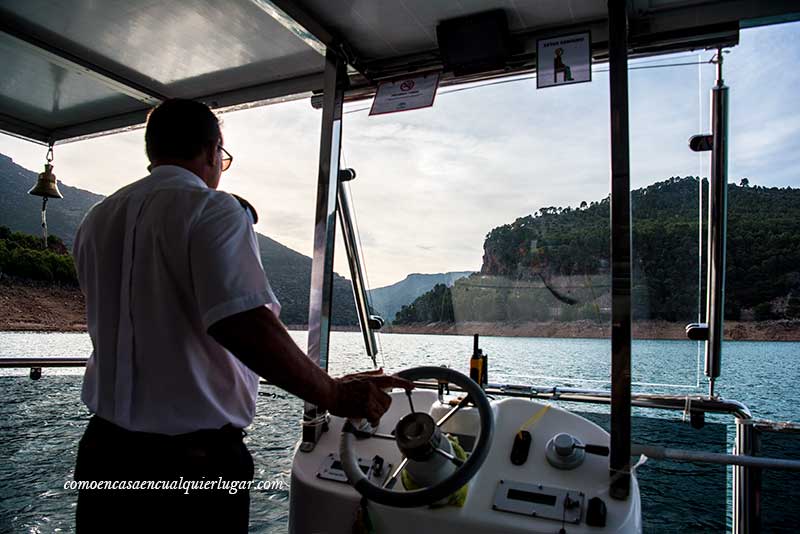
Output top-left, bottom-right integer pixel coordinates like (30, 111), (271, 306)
(190, 194), (280, 330)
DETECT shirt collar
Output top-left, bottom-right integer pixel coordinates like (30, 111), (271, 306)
(148, 165), (208, 188)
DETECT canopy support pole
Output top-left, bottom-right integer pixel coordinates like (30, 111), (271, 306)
(301, 49), (345, 452)
(608, 0), (632, 500)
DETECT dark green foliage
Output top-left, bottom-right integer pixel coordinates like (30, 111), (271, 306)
(726, 183), (800, 321)
(753, 303), (776, 321)
(395, 284), (454, 324)
(0, 226), (78, 285)
(786, 295), (800, 320)
(399, 177), (800, 324)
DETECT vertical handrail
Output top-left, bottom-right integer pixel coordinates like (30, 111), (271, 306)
(608, 0), (633, 501)
(734, 418), (760, 533)
(337, 180), (379, 364)
(705, 50), (729, 397)
(302, 49), (345, 451)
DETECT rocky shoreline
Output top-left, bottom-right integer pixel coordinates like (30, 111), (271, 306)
(2, 283), (799, 341)
(0, 282), (87, 332)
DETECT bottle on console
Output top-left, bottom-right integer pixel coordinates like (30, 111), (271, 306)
(469, 334), (488, 388)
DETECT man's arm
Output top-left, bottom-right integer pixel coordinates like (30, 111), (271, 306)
(208, 306), (410, 424)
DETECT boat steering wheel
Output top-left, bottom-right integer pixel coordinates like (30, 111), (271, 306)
(339, 366), (495, 508)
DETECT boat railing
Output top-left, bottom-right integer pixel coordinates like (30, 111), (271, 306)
(1, 357), (88, 369)
(409, 379), (800, 533)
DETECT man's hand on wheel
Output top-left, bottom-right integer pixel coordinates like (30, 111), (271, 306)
(328, 369), (414, 426)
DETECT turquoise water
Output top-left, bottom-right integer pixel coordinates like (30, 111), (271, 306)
(0, 331), (798, 532)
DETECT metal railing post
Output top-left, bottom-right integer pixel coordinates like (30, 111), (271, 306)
(733, 418), (760, 533)
(608, 0), (633, 501)
(301, 49), (345, 451)
(705, 49), (729, 398)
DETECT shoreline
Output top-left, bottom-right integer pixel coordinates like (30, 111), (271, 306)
(380, 320), (800, 341)
(2, 284), (799, 341)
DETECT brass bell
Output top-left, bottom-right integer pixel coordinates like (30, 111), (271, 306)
(28, 163), (63, 199)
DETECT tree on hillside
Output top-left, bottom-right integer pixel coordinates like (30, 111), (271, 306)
(787, 294), (800, 320)
(394, 284), (454, 324)
(0, 226), (77, 285)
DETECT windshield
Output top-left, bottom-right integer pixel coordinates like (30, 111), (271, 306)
(333, 51), (715, 391)
(1, 24), (798, 400)
(336, 24), (799, 395)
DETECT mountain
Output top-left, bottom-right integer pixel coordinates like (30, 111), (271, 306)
(0, 153), (357, 326)
(255, 233), (357, 325)
(396, 177), (800, 324)
(368, 271), (473, 323)
(0, 154), (104, 246)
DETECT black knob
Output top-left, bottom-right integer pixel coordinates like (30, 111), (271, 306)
(510, 431), (532, 466)
(338, 168), (356, 181)
(586, 497), (607, 527)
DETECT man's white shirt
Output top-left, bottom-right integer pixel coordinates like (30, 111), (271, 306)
(74, 165), (280, 435)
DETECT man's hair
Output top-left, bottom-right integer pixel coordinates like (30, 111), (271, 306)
(145, 99), (221, 162)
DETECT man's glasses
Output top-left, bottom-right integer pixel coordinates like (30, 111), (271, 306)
(218, 145), (233, 172)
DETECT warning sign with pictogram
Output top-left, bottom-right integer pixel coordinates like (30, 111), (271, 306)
(370, 72), (440, 116)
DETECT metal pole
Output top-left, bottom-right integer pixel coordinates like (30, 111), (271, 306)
(733, 418), (760, 533)
(337, 180), (379, 363)
(608, 0), (632, 501)
(0, 357), (88, 368)
(705, 49), (729, 398)
(302, 49), (345, 451)
(633, 443), (796, 471)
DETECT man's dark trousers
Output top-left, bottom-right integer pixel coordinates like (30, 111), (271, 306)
(75, 415), (253, 533)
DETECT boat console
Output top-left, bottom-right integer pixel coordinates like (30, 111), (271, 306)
(290, 366), (641, 533)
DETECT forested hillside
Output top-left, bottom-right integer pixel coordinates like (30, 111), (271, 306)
(369, 271), (473, 322)
(396, 177), (800, 324)
(0, 153), (357, 326)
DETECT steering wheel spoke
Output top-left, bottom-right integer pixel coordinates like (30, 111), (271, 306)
(434, 446), (465, 467)
(383, 456), (408, 488)
(435, 394), (471, 427)
(405, 388), (416, 413)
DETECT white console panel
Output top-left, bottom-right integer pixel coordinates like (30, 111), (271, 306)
(289, 389), (641, 534)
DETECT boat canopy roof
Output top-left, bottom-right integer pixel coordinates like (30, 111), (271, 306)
(1, 0), (798, 144)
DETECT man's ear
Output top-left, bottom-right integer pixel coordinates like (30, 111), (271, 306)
(204, 141), (218, 167)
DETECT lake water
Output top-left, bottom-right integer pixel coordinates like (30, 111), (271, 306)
(1, 331), (798, 533)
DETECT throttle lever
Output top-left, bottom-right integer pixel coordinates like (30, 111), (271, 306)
(575, 443), (610, 456)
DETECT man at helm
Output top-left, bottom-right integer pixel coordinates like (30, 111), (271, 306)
(72, 98), (410, 532)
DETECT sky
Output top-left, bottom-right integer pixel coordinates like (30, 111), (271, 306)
(1, 22), (798, 288)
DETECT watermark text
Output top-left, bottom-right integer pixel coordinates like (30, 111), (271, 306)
(64, 477), (288, 495)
